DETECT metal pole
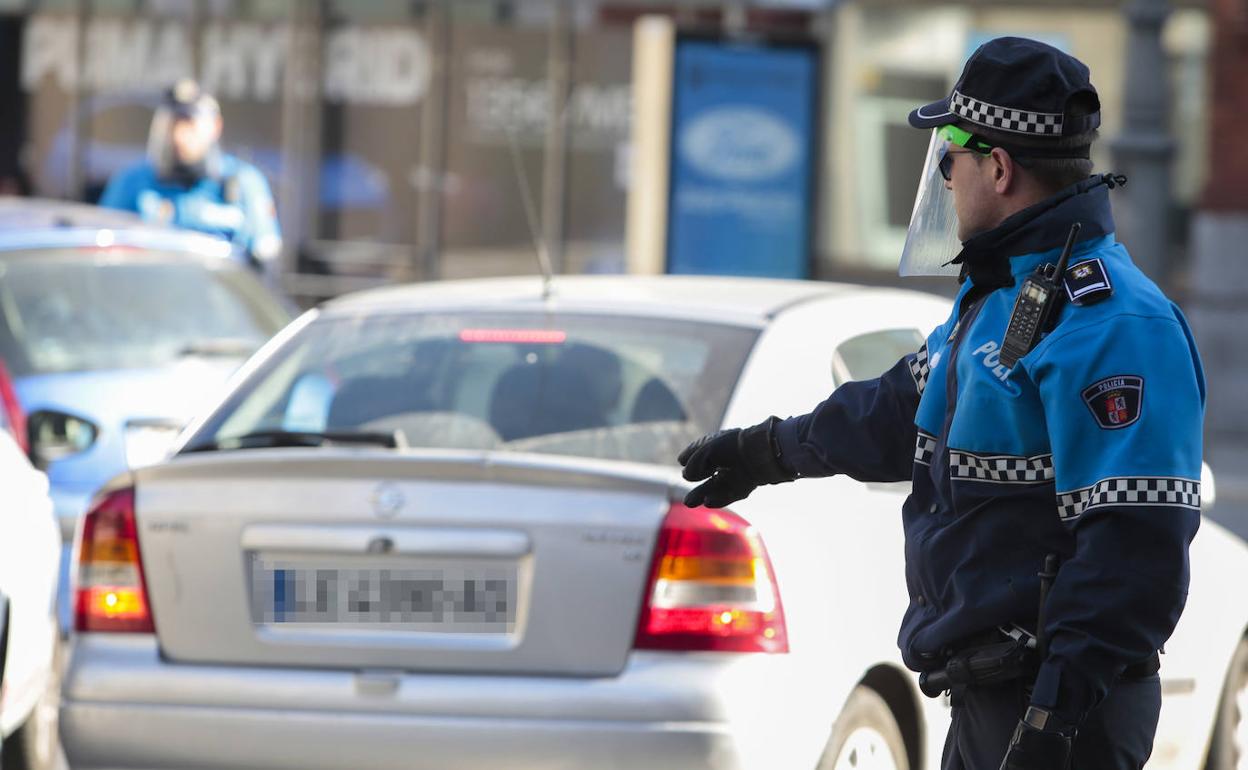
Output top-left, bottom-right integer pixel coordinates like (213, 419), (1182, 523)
(1110, 0), (1175, 286)
(67, 0), (92, 200)
(540, 0), (573, 275)
(414, 3), (450, 283)
(276, 0), (323, 298)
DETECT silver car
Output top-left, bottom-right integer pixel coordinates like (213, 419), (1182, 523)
(59, 276), (1248, 770)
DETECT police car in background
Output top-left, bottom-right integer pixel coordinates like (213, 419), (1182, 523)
(0, 197), (292, 631)
(57, 276), (1248, 770)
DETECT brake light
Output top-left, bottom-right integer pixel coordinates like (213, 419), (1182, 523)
(634, 503), (788, 653)
(74, 487), (155, 633)
(458, 329), (567, 344)
(0, 360), (27, 454)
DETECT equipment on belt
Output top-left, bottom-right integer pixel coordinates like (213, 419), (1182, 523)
(919, 554), (1060, 698)
(919, 552), (1160, 699)
(919, 633), (1034, 698)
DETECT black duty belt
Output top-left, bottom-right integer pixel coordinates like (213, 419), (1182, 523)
(1121, 651), (1161, 680)
(919, 628), (1160, 698)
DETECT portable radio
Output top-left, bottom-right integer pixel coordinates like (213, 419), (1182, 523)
(998, 222), (1082, 369)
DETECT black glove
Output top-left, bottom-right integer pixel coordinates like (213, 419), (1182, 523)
(678, 416), (796, 508)
(1000, 708), (1073, 770)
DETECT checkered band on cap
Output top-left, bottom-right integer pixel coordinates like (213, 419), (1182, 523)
(1056, 477), (1201, 521)
(951, 90), (1064, 136)
(908, 344), (931, 395)
(915, 431), (938, 467)
(949, 449), (1055, 485)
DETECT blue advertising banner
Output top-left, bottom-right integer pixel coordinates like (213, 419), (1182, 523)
(666, 39), (818, 279)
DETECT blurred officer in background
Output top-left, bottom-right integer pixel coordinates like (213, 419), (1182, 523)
(678, 37), (1204, 770)
(101, 78), (283, 279)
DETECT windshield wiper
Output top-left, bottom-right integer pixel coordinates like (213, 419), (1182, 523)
(181, 429), (405, 454)
(177, 338), (259, 358)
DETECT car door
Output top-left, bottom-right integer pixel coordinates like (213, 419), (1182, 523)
(720, 289), (954, 766)
(0, 431), (60, 735)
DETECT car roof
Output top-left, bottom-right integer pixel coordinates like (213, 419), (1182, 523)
(320, 274), (940, 327)
(0, 198), (234, 261)
(0, 197), (144, 230)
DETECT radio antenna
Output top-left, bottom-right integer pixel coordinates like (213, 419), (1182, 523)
(504, 124), (555, 302)
(1054, 222), (1081, 277)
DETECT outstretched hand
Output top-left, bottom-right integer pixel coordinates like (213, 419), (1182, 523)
(677, 418), (795, 508)
(678, 429), (759, 508)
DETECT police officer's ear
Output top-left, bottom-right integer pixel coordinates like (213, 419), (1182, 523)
(988, 147), (1017, 195)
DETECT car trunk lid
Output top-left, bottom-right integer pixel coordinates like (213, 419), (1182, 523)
(134, 448), (680, 676)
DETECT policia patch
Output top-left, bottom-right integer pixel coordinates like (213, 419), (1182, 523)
(1082, 375), (1144, 429)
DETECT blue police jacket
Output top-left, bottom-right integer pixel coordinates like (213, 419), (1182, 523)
(773, 175), (1205, 725)
(99, 153), (281, 264)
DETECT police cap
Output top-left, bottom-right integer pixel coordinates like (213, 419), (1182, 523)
(908, 36), (1100, 139)
(163, 78), (220, 121)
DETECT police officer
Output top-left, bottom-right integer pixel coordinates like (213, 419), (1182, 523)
(100, 78), (283, 278)
(678, 37), (1204, 769)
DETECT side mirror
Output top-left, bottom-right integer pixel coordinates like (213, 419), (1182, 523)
(27, 409), (98, 470)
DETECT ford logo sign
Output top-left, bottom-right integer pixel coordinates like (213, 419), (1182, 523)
(679, 107), (800, 182)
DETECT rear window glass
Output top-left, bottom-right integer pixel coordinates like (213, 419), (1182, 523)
(0, 251), (290, 376)
(189, 312), (760, 466)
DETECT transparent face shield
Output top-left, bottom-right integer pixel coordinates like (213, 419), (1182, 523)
(898, 127), (962, 277)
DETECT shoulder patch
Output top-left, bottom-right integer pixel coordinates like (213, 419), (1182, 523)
(1081, 375), (1144, 429)
(1063, 258), (1113, 305)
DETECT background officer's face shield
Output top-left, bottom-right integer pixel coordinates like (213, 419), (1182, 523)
(146, 107), (221, 177)
(899, 125), (979, 277)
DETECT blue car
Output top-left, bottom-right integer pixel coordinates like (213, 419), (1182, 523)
(0, 199), (292, 627)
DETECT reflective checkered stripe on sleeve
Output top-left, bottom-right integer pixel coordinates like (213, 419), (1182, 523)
(1056, 477), (1202, 521)
(949, 449), (1055, 484)
(909, 344), (931, 394)
(951, 90), (1064, 136)
(915, 431), (938, 466)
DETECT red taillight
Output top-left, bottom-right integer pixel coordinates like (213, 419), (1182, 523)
(74, 487), (155, 633)
(633, 503), (788, 653)
(0, 360), (27, 454)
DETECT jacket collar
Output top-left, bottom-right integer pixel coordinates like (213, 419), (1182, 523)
(954, 174), (1120, 289)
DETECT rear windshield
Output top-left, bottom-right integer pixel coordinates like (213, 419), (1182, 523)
(0, 251), (290, 376)
(188, 312), (760, 466)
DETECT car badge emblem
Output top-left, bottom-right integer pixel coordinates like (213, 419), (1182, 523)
(369, 483), (405, 519)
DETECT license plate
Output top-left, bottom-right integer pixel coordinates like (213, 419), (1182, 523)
(250, 556), (517, 633)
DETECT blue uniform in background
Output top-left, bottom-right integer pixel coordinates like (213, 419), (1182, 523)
(773, 176), (1205, 734)
(100, 153), (281, 269)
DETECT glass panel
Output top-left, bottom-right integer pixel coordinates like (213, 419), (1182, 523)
(190, 312), (759, 466)
(314, 17), (426, 250)
(562, 23), (632, 275)
(440, 21), (550, 279)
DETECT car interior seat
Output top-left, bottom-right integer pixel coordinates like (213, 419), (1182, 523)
(488, 356), (609, 442)
(325, 376), (435, 429)
(630, 376), (687, 424)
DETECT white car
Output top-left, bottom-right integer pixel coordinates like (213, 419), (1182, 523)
(0, 430), (64, 769)
(59, 276), (1248, 769)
